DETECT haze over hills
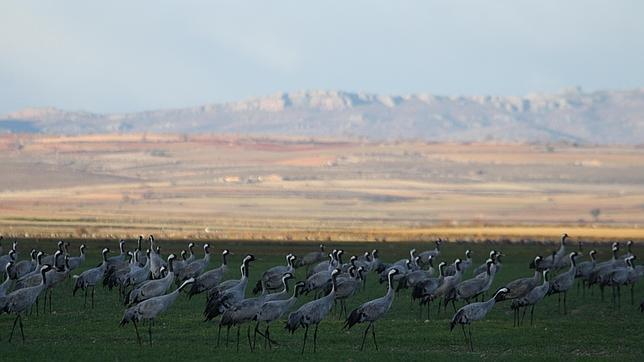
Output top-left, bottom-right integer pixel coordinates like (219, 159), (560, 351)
(2, 88), (643, 144)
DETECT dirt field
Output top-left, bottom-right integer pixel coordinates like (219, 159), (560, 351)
(1, 134), (643, 241)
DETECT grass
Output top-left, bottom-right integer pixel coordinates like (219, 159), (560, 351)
(1, 239), (643, 361)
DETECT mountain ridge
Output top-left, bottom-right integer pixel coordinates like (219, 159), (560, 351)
(3, 88), (644, 144)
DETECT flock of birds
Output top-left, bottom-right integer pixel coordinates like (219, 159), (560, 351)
(0, 234), (642, 352)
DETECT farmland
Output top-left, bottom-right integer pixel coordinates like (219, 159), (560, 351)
(1, 134), (643, 242)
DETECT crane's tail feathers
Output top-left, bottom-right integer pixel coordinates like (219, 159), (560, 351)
(285, 312), (301, 333)
(449, 309), (464, 331)
(343, 308), (362, 330)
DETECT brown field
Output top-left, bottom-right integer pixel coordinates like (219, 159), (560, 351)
(1, 133), (643, 241)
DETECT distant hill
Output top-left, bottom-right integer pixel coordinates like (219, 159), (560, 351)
(3, 88), (644, 144)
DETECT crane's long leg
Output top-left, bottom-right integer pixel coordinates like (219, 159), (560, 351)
(9, 314), (19, 342)
(133, 321), (141, 345)
(236, 325), (240, 352)
(468, 325), (474, 352)
(563, 292), (567, 315)
(530, 305), (535, 326)
(313, 323), (319, 353)
(301, 325), (309, 354)
(460, 324), (468, 346)
(371, 322), (378, 351)
(360, 323), (370, 351)
(18, 314), (25, 342)
(226, 325), (231, 348)
(617, 285), (621, 309)
(247, 324), (253, 351)
(253, 321), (260, 350)
(521, 307), (528, 325)
(91, 286), (95, 309)
(148, 321), (152, 345)
(217, 324), (222, 347)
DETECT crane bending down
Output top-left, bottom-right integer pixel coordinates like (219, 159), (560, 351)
(120, 278), (195, 345)
(285, 268), (341, 354)
(343, 268), (399, 351)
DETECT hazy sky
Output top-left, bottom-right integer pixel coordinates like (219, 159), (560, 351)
(1, 1), (643, 114)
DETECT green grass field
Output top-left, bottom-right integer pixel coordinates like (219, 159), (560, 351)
(1, 239), (643, 361)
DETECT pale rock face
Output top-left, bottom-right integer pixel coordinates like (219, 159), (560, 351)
(2, 89), (643, 144)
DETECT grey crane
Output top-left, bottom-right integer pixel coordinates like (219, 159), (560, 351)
(15, 251), (62, 291)
(605, 256), (635, 308)
(473, 251), (497, 276)
(625, 256), (641, 305)
(106, 240), (128, 268)
(1, 249), (17, 277)
(124, 250), (151, 288)
(426, 259), (463, 315)
(415, 262), (447, 319)
(126, 254), (176, 306)
(343, 268), (399, 351)
(447, 259), (496, 307)
(296, 244), (326, 270)
(120, 278), (195, 345)
(186, 242), (196, 264)
(547, 251), (578, 314)
(574, 250), (596, 295)
(619, 240), (634, 262)
(219, 284), (270, 351)
(254, 281), (305, 349)
(511, 270), (550, 326)
(40, 241), (64, 267)
(449, 287), (509, 351)
(177, 244), (211, 283)
(332, 266), (364, 317)
(307, 251), (336, 277)
(285, 268), (341, 354)
(43, 255), (71, 313)
(147, 235), (166, 279)
(204, 254), (255, 322)
(187, 249), (230, 298)
(254, 254), (296, 293)
(8, 250), (37, 279)
(1, 265), (53, 342)
(66, 244), (86, 271)
(396, 255), (435, 292)
(444, 250), (473, 276)
(73, 248), (109, 308)
(1, 261), (15, 296)
(552, 233), (570, 269)
(417, 239), (441, 266)
(502, 257), (542, 300)
(588, 243), (620, 300)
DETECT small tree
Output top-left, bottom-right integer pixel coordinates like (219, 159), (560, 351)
(590, 208), (601, 222)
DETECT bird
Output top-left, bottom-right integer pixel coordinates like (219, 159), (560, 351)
(43, 255), (72, 313)
(126, 254), (177, 306)
(332, 266), (365, 317)
(1, 265), (53, 342)
(204, 255), (255, 322)
(296, 244), (326, 271)
(254, 281), (306, 349)
(0, 261), (16, 311)
(548, 251), (579, 314)
(66, 244), (86, 271)
(177, 244), (211, 283)
(449, 287), (509, 351)
(73, 248), (110, 308)
(417, 239), (441, 266)
(8, 249), (37, 279)
(552, 233), (570, 269)
(511, 270), (550, 326)
(444, 250), (473, 276)
(187, 249), (230, 298)
(574, 250), (597, 295)
(343, 268), (399, 351)
(473, 251), (497, 276)
(254, 254), (296, 293)
(1, 249), (17, 277)
(447, 259), (496, 307)
(123, 249), (151, 288)
(40, 241), (64, 266)
(286, 268), (341, 354)
(120, 278), (195, 345)
(605, 256), (635, 308)
(424, 259), (463, 314)
(413, 261), (447, 317)
(396, 255), (435, 292)
(502, 257), (543, 301)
